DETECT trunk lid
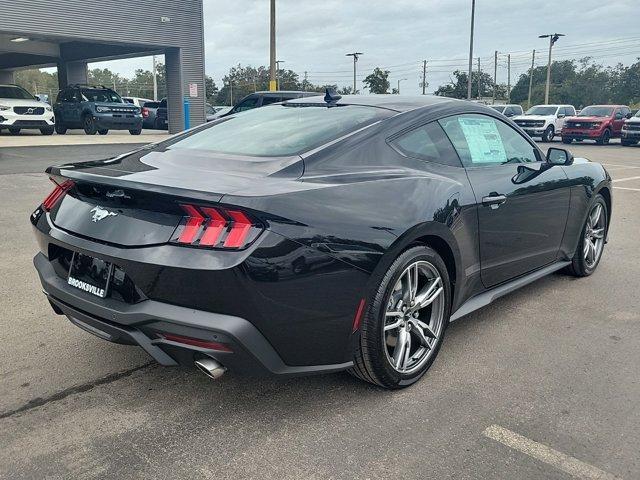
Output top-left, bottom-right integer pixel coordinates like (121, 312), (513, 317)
(47, 146), (304, 247)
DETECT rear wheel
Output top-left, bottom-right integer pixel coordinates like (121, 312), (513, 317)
(98, 129), (109, 135)
(8, 128), (21, 135)
(541, 125), (554, 143)
(83, 115), (97, 135)
(129, 127), (142, 135)
(566, 195), (607, 277)
(40, 126), (55, 135)
(562, 137), (572, 144)
(349, 246), (451, 389)
(596, 129), (611, 145)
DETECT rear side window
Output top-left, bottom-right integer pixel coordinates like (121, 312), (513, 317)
(261, 96), (282, 106)
(391, 122), (462, 167)
(168, 104), (391, 157)
(439, 114), (539, 167)
(233, 95), (260, 112)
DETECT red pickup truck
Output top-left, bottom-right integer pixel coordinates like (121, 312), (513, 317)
(562, 105), (632, 145)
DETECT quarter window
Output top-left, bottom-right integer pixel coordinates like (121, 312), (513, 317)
(439, 114), (539, 167)
(391, 122), (462, 167)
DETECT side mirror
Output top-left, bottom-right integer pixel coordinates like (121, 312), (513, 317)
(625, 112), (633, 119)
(547, 147), (573, 166)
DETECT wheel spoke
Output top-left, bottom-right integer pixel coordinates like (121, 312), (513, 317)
(590, 204), (602, 227)
(413, 277), (443, 311)
(592, 228), (604, 239)
(402, 332), (412, 370)
(386, 311), (403, 318)
(412, 322), (432, 347)
(384, 318), (404, 331)
(417, 319), (437, 338)
(393, 328), (409, 369)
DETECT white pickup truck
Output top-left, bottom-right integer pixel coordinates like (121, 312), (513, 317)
(513, 104), (576, 142)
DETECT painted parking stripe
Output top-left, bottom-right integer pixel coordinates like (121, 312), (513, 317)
(483, 425), (620, 480)
(614, 186), (640, 192)
(602, 163), (640, 169)
(612, 176), (640, 183)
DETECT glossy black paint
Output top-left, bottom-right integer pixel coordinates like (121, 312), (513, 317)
(32, 95), (612, 373)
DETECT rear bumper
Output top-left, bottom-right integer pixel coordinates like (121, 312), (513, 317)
(34, 252), (353, 376)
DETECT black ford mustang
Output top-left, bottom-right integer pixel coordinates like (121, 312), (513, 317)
(32, 93), (611, 389)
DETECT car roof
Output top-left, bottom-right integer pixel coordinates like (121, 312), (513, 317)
(250, 91), (320, 97)
(285, 94), (459, 112)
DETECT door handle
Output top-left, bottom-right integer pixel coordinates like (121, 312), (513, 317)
(482, 194), (507, 209)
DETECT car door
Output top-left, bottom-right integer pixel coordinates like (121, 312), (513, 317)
(64, 88), (81, 126)
(612, 107), (627, 135)
(439, 113), (570, 288)
(555, 107), (566, 131)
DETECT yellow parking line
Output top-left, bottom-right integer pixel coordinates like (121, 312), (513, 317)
(483, 425), (620, 480)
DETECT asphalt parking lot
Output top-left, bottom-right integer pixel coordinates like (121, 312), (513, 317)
(0, 139), (638, 479)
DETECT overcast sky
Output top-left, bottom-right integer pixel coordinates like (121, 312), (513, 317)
(93, 0), (640, 95)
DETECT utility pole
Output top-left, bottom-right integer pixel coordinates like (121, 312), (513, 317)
(539, 33), (564, 104)
(303, 71), (308, 91)
(229, 80), (233, 105)
(527, 49), (535, 109)
(492, 50), (498, 105)
(275, 60), (284, 90)
(422, 60), (427, 95)
(346, 52), (363, 94)
(152, 55), (158, 101)
(269, 0), (276, 91)
(467, 0), (476, 99)
(397, 78), (407, 94)
(507, 54), (511, 103)
(477, 57), (481, 100)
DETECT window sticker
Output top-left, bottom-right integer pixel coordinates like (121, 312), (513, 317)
(457, 117), (507, 164)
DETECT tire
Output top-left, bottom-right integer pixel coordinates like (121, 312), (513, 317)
(8, 128), (21, 135)
(40, 126), (55, 135)
(566, 194), (607, 277)
(153, 118), (163, 130)
(596, 129), (610, 145)
(561, 137), (572, 144)
(98, 129), (109, 135)
(541, 125), (554, 143)
(349, 245), (451, 389)
(129, 127), (142, 135)
(83, 115), (97, 135)
(55, 122), (67, 135)
(621, 139), (637, 147)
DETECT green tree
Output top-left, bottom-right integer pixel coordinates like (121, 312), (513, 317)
(205, 75), (218, 104)
(434, 70), (503, 99)
(363, 67), (391, 94)
(15, 69), (59, 100)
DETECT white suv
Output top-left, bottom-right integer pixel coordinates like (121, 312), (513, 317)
(0, 84), (56, 135)
(513, 104), (576, 142)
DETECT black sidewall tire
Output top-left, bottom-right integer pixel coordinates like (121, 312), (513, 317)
(55, 123), (67, 135)
(129, 128), (142, 135)
(98, 129), (109, 135)
(8, 128), (21, 135)
(542, 126), (554, 142)
(562, 138), (572, 144)
(352, 246), (451, 389)
(83, 115), (97, 135)
(40, 126), (55, 135)
(568, 195), (607, 277)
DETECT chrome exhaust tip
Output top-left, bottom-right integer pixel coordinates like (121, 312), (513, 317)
(194, 357), (227, 380)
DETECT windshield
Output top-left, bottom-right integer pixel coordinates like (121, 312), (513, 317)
(525, 106), (557, 116)
(490, 106), (506, 113)
(168, 104), (392, 157)
(80, 89), (123, 103)
(579, 106), (614, 117)
(0, 86), (35, 100)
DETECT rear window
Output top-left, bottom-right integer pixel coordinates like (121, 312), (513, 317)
(168, 104), (392, 157)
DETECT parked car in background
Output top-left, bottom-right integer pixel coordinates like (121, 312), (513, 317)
(140, 101), (160, 129)
(123, 96), (154, 108)
(0, 84), (55, 135)
(227, 91), (320, 115)
(54, 84), (143, 135)
(34, 93), (51, 104)
(562, 105), (632, 145)
(513, 104), (576, 142)
(154, 98), (168, 130)
(490, 104), (523, 117)
(621, 109), (640, 146)
(206, 104), (232, 122)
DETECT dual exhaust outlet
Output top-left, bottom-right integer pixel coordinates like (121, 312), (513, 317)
(194, 357), (227, 380)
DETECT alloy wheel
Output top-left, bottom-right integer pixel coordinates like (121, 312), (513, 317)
(383, 260), (445, 374)
(584, 203), (605, 269)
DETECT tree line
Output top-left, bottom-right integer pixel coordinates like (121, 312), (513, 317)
(13, 56), (640, 108)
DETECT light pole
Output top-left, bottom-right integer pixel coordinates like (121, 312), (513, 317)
(397, 78), (407, 95)
(539, 33), (564, 104)
(275, 60), (284, 90)
(527, 49), (535, 109)
(269, 0), (276, 91)
(346, 52), (363, 94)
(467, 0), (476, 100)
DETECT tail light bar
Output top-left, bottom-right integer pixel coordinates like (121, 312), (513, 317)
(172, 204), (263, 249)
(42, 179), (75, 211)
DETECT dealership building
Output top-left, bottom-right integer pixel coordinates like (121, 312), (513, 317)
(0, 0), (206, 133)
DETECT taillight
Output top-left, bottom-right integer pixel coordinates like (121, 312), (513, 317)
(141, 107), (149, 118)
(42, 179), (74, 211)
(172, 204), (263, 249)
